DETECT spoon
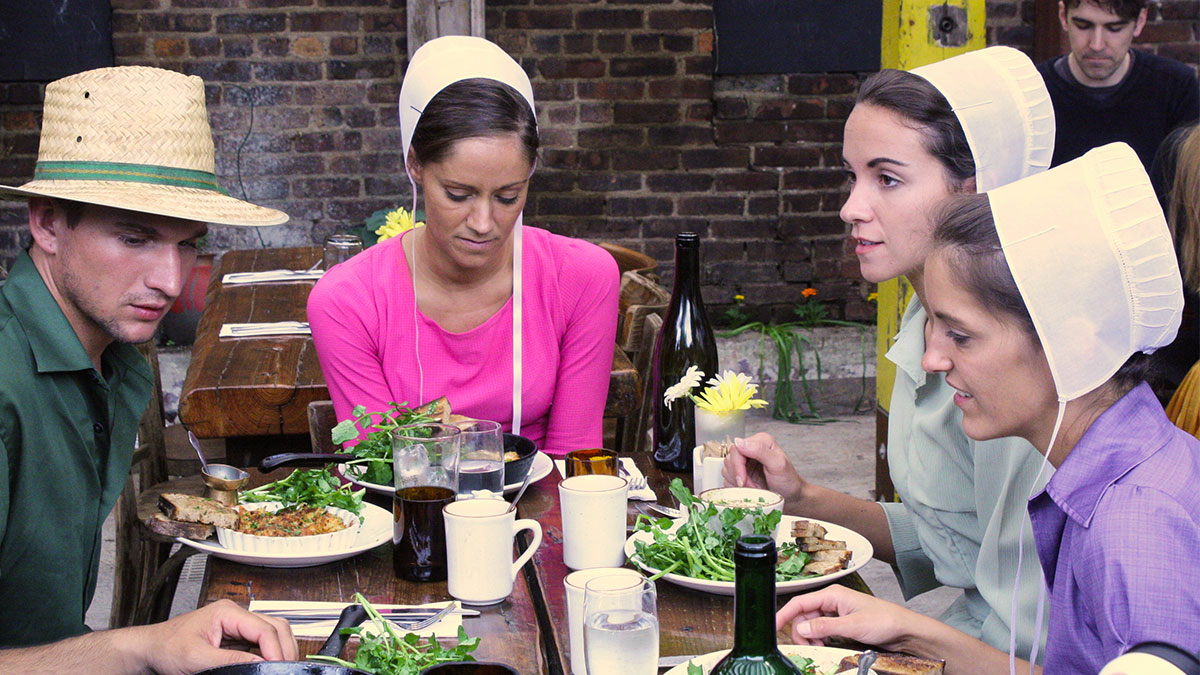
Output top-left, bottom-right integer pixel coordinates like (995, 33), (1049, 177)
(856, 650), (878, 675)
(506, 470), (534, 514)
(187, 429), (209, 472)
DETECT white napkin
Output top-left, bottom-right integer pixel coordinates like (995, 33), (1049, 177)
(219, 321), (311, 338)
(222, 269), (324, 284)
(553, 457), (656, 501)
(248, 600), (463, 639)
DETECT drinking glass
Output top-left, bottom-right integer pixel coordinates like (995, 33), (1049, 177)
(390, 423), (461, 581)
(456, 420), (505, 498)
(323, 233), (363, 269)
(583, 575), (658, 675)
(565, 448), (619, 477)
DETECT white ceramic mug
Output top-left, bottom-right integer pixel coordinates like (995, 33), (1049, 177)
(558, 474), (628, 570)
(444, 498), (542, 605)
(564, 568), (644, 675)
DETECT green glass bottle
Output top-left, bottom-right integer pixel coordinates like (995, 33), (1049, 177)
(709, 535), (804, 674)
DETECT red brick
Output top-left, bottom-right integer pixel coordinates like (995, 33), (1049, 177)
(747, 196), (777, 216)
(536, 195), (606, 216)
(363, 14), (404, 31)
(646, 172), (713, 192)
(677, 195), (744, 216)
(613, 102), (679, 124)
(184, 61), (253, 82)
(755, 98), (824, 121)
(538, 58), (606, 79)
(1136, 22), (1195, 42)
(684, 55), (714, 75)
(328, 59), (395, 79)
(578, 103), (611, 123)
(786, 74), (858, 96)
(216, 13), (287, 32)
(780, 214), (847, 238)
(648, 8), (710, 29)
(290, 11), (359, 31)
(506, 9), (573, 29)
(611, 149), (679, 170)
(112, 0), (160, 7)
(714, 121), (785, 144)
(783, 168), (846, 191)
(784, 120), (844, 143)
(577, 9), (644, 29)
(648, 125), (711, 146)
(610, 57), (676, 77)
(330, 36), (359, 55)
(578, 127), (645, 148)
(530, 171), (576, 192)
(1160, 1), (1199, 19)
(295, 178), (360, 198)
(681, 147), (750, 169)
(715, 171), (779, 192)
(641, 218), (710, 239)
(187, 40), (221, 60)
(649, 78), (711, 99)
(295, 83), (367, 105)
(608, 196), (673, 216)
(577, 80), (646, 100)
(542, 149), (609, 170)
(597, 33), (626, 53)
(112, 36), (147, 57)
(714, 97), (748, 120)
(631, 34), (662, 53)
(173, 14), (213, 31)
(364, 176), (410, 195)
(222, 36), (255, 57)
(754, 145), (822, 168)
(3, 112), (38, 131)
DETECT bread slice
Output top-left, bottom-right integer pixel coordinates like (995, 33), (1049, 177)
(809, 549), (852, 565)
(791, 519), (828, 539)
(837, 653), (945, 674)
(802, 559), (849, 576)
(799, 537), (847, 552)
(158, 493), (237, 529)
(144, 512), (214, 539)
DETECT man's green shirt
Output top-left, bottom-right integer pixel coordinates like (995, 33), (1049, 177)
(0, 251), (151, 646)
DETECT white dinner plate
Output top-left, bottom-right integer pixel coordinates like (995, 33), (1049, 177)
(177, 502), (391, 568)
(337, 451), (554, 497)
(625, 514), (873, 596)
(663, 644), (873, 674)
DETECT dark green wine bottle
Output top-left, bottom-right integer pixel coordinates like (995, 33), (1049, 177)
(709, 536), (804, 674)
(651, 232), (718, 473)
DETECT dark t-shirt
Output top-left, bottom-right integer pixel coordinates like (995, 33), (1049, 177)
(1038, 50), (1199, 169)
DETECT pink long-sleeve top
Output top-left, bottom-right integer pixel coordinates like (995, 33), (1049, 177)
(307, 226), (619, 456)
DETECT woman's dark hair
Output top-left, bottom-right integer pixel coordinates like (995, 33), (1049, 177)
(933, 193), (1155, 394)
(409, 78), (538, 168)
(857, 70), (975, 185)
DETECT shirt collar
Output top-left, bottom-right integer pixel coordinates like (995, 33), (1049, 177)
(885, 295), (929, 388)
(1, 250), (146, 380)
(1041, 382), (1173, 527)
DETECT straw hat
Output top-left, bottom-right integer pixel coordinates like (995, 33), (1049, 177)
(911, 46), (1055, 192)
(0, 66), (287, 227)
(988, 142), (1183, 400)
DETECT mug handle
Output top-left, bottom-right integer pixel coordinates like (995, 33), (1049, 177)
(510, 519), (543, 581)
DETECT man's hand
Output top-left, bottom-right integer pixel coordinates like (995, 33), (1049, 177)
(722, 433), (808, 506)
(134, 600), (298, 675)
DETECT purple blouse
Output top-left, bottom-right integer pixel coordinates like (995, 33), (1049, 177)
(1029, 382), (1200, 674)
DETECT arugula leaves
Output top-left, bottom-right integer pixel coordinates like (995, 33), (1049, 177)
(630, 479), (813, 584)
(331, 402), (439, 486)
(240, 466), (365, 515)
(309, 592), (480, 675)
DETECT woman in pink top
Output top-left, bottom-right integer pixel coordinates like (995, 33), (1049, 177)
(308, 36), (618, 455)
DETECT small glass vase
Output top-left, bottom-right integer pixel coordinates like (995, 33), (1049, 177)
(694, 408), (746, 447)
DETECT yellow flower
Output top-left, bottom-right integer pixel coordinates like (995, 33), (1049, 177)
(375, 207), (424, 242)
(693, 370), (768, 413)
(802, 287), (818, 298)
(734, 294), (745, 302)
(867, 292), (879, 302)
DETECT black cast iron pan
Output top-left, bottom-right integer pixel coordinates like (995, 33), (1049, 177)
(190, 604), (371, 675)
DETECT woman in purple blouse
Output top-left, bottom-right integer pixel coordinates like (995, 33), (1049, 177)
(778, 142), (1200, 674)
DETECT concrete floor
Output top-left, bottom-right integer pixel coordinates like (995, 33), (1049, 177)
(86, 403), (956, 631)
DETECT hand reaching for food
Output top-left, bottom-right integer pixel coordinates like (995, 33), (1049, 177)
(136, 599), (299, 675)
(723, 433), (809, 504)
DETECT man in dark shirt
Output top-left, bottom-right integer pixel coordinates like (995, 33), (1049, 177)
(0, 66), (298, 673)
(1037, 0), (1199, 169)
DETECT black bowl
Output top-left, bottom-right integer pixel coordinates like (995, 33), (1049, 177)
(503, 433), (538, 485)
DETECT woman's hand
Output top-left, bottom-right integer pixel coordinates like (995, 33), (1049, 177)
(777, 586), (924, 653)
(722, 433), (808, 504)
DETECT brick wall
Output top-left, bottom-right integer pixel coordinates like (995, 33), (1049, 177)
(1, 0), (1196, 323)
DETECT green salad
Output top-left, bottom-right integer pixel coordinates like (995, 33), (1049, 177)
(308, 592), (480, 675)
(240, 465), (364, 515)
(330, 401), (440, 486)
(629, 479), (817, 583)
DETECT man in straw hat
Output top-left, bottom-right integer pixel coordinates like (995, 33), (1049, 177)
(0, 66), (298, 670)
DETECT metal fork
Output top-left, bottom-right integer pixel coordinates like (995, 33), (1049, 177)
(620, 466), (648, 492)
(635, 501), (683, 519)
(393, 602), (458, 631)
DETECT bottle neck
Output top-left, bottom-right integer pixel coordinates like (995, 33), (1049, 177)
(730, 557), (778, 654)
(672, 243), (702, 299)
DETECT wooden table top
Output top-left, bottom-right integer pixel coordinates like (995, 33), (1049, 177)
(180, 247), (639, 442)
(516, 454), (871, 671)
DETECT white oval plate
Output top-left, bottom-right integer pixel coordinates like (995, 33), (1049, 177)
(625, 514), (873, 596)
(337, 451), (554, 496)
(664, 644), (872, 674)
(177, 502), (391, 568)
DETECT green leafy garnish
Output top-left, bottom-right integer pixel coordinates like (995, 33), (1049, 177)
(685, 654), (824, 674)
(308, 592), (480, 674)
(331, 402), (440, 486)
(630, 478), (813, 584)
(240, 466), (365, 515)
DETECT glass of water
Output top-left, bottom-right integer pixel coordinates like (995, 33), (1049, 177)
(456, 420), (505, 498)
(583, 575), (658, 675)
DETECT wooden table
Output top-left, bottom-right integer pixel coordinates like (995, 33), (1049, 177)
(196, 456), (869, 673)
(515, 454), (871, 672)
(180, 247), (641, 464)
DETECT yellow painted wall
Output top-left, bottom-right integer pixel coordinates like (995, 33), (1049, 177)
(875, 0), (986, 414)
